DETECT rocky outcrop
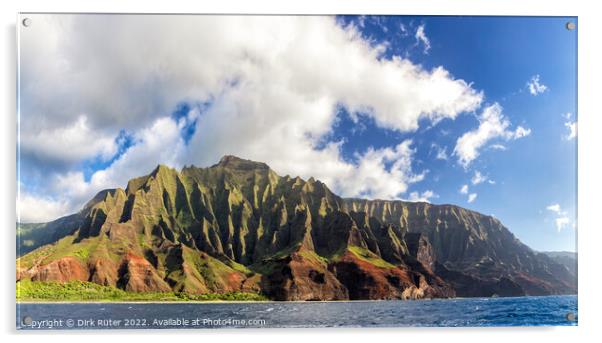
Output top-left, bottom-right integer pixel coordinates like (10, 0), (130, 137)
(405, 233), (435, 271)
(16, 156), (577, 299)
(88, 258), (118, 286)
(30, 257), (89, 283)
(117, 254), (171, 293)
(434, 262), (524, 297)
(259, 252), (348, 301)
(331, 251), (437, 300)
(343, 199), (577, 296)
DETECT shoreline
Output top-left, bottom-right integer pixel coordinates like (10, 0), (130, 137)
(16, 294), (577, 305)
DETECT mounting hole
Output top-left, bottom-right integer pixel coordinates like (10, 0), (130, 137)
(22, 18), (31, 27)
(566, 22), (576, 30)
(22, 315), (33, 326)
(566, 312), (576, 321)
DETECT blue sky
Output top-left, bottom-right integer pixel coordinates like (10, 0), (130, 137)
(335, 15), (577, 251)
(18, 15), (577, 252)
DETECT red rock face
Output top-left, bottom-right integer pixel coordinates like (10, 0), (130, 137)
(259, 248), (455, 301)
(241, 274), (262, 293)
(88, 258), (118, 287)
(260, 252), (349, 301)
(118, 253), (171, 292)
(224, 271), (245, 291)
(330, 251), (455, 300)
(331, 252), (405, 299)
(330, 252), (407, 300)
(16, 159), (576, 299)
(16, 267), (28, 281)
(31, 257), (89, 283)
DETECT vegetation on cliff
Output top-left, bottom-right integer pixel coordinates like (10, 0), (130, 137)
(16, 155), (577, 301)
(17, 280), (267, 302)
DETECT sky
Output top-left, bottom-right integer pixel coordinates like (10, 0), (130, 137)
(17, 14), (577, 252)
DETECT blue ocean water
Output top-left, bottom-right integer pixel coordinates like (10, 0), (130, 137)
(17, 295), (577, 329)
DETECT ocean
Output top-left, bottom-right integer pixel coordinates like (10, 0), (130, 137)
(17, 295), (577, 329)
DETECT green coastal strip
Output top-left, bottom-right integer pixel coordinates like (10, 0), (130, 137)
(16, 280), (268, 302)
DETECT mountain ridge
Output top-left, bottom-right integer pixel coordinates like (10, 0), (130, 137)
(17, 155), (577, 300)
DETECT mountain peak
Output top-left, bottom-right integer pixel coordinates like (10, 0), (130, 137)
(215, 155), (270, 171)
(17, 154), (577, 300)
(150, 164), (176, 176)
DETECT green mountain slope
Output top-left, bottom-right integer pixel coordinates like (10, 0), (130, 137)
(17, 156), (576, 300)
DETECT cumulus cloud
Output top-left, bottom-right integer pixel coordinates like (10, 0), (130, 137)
(526, 74), (548, 95)
(513, 126), (531, 138)
(407, 190), (438, 203)
(17, 190), (71, 223)
(562, 112), (576, 140)
(546, 203), (574, 232)
(21, 114), (188, 219)
(471, 170), (488, 185)
(415, 24), (431, 54)
(554, 217), (571, 232)
(546, 203), (561, 213)
(326, 140), (426, 200)
(18, 15), (485, 222)
(459, 184), (476, 203)
(21, 15), (482, 137)
(20, 115), (118, 166)
(454, 103), (531, 168)
(565, 121), (577, 140)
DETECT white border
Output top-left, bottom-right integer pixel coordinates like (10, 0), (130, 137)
(2, 1), (601, 342)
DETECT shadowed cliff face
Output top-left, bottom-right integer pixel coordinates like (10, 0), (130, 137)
(16, 155), (576, 299)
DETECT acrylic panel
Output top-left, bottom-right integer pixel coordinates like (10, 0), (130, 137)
(16, 13), (577, 329)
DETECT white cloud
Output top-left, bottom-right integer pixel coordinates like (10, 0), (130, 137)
(454, 103), (531, 168)
(21, 15), (482, 136)
(436, 148), (448, 160)
(565, 121), (577, 140)
(546, 203), (561, 213)
(321, 139), (427, 200)
(471, 170), (488, 185)
(369, 16), (389, 33)
(546, 203), (574, 232)
(526, 74), (548, 95)
(407, 190), (437, 203)
(555, 217), (571, 232)
(512, 126), (532, 139)
(356, 15), (366, 29)
(399, 23), (409, 37)
(19, 15), (486, 222)
(19, 115), (187, 220)
(459, 185), (478, 203)
(20, 115), (118, 165)
(17, 191), (71, 223)
(415, 24), (431, 54)
(562, 112), (577, 141)
(489, 144), (507, 151)
(431, 143), (448, 160)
